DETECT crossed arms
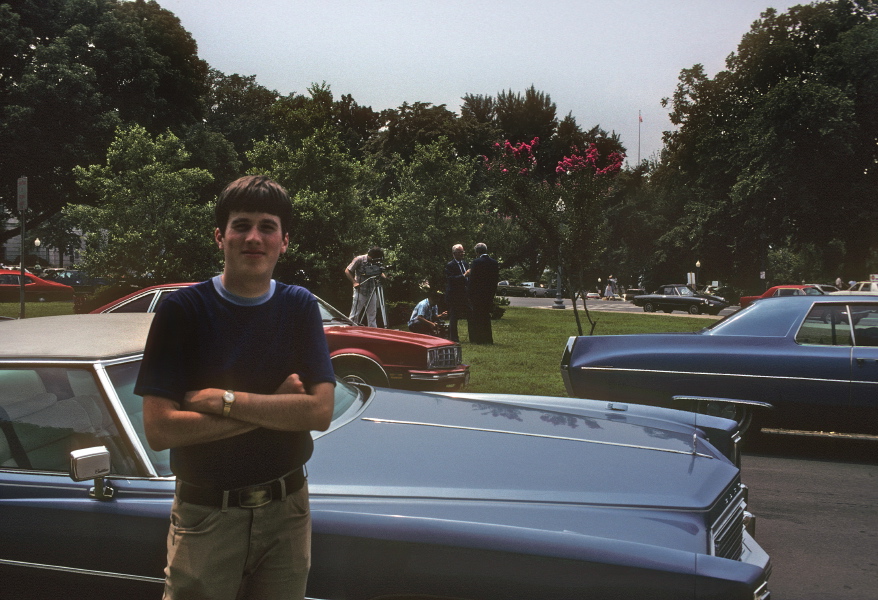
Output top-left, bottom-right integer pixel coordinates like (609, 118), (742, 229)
(143, 374), (334, 452)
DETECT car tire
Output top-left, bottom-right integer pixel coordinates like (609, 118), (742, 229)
(688, 305), (701, 315)
(643, 302), (656, 313)
(332, 356), (389, 387)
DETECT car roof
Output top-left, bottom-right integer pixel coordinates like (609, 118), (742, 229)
(0, 314), (152, 360)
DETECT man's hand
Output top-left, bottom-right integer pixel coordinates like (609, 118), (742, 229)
(275, 373), (306, 395)
(182, 388), (223, 415)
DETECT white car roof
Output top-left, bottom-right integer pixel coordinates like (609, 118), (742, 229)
(0, 314), (153, 360)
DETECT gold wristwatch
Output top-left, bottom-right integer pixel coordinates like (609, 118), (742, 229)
(222, 390), (236, 417)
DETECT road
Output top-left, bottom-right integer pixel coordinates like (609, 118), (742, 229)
(743, 434), (878, 600)
(504, 294), (740, 317)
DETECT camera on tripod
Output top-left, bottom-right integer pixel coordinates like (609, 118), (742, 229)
(359, 260), (385, 279)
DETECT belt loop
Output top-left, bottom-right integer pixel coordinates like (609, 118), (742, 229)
(279, 475), (287, 501)
(221, 490), (230, 513)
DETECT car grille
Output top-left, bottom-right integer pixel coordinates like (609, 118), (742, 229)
(711, 486), (745, 560)
(427, 346), (462, 369)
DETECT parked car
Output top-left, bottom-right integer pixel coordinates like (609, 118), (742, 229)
(586, 291), (601, 299)
(43, 269), (114, 295)
(831, 281), (878, 295)
(562, 295), (878, 437)
(0, 313), (770, 599)
(0, 268), (74, 302)
(739, 284), (823, 309)
(90, 283), (469, 391)
(495, 280), (537, 297)
(806, 283), (839, 294)
(623, 288), (645, 301)
(632, 284), (730, 315)
(520, 281), (548, 297)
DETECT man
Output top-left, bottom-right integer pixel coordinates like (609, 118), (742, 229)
(408, 289), (447, 336)
(467, 242), (500, 344)
(345, 246), (386, 327)
(137, 175), (336, 600)
(443, 244), (469, 342)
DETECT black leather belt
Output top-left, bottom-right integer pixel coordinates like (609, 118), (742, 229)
(177, 468), (304, 509)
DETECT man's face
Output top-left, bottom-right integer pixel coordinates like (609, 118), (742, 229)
(452, 248), (464, 260)
(215, 211), (289, 279)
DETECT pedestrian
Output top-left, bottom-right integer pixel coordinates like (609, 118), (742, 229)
(345, 246), (386, 327)
(137, 175), (336, 600)
(467, 242), (500, 344)
(444, 243), (469, 342)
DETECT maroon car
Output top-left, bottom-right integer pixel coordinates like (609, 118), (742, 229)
(0, 268), (74, 302)
(90, 283), (469, 391)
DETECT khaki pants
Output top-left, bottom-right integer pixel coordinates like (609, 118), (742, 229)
(163, 481), (311, 600)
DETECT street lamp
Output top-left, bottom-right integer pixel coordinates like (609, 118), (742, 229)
(695, 260), (701, 288)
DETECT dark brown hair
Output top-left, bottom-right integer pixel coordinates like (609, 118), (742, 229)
(215, 175), (294, 235)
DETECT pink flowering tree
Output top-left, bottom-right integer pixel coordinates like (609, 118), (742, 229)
(484, 139), (625, 333)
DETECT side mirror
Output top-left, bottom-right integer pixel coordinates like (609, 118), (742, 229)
(70, 446), (115, 501)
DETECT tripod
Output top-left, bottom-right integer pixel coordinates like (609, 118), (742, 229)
(350, 275), (388, 327)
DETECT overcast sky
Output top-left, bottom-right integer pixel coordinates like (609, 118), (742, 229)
(157, 0), (802, 165)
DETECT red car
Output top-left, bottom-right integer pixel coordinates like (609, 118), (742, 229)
(90, 283), (470, 391)
(739, 284), (823, 309)
(0, 268), (74, 302)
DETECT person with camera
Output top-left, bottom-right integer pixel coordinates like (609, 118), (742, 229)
(408, 289), (448, 336)
(345, 246), (386, 327)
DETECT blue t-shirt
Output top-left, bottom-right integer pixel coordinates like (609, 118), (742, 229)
(134, 278), (335, 488)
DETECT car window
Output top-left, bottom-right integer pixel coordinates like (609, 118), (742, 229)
(851, 305), (878, 347)
(105, 361), (171, 475)
(678, 286), (695, 296)
(0, 367), (138, 475)
(705, 299), (801, 337)
(0, 274), (18, 285)
(796, 306), (854, 346)
(109, 292), (157, 313)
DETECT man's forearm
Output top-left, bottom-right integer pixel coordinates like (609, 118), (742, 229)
(143, 395), (256, 451)
(183, 382), (335, 433)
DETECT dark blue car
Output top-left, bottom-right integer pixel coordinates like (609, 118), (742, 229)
(1, 314), (770, 599)
(563, 295), (878, 437)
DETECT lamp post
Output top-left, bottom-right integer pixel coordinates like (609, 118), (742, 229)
(34, 238), (41, 273)
(695, 260), (701, 288)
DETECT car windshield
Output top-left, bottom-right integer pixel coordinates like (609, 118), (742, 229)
(316, 296), (353, 324)
(106, 360), (364, 477)
(677, 286), (695, 296)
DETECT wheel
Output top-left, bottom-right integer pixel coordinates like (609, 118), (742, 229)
(688, 305), (701, 315)
(332, 356), (389, 387)
(643, 302), (656, 313)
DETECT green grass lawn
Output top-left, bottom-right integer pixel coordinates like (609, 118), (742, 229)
(460, 307), (710, 396)
(0, 301), (75, 319)
(1, 301), (709, 398)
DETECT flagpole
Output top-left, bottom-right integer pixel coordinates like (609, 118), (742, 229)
(638, 110), (641, 165)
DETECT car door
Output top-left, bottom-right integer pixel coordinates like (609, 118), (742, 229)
(850, 303), (878, 430)
(0, 363), (169, 596)
(785, 304), (858, 432)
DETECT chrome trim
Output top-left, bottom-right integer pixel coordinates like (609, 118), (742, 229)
(580, 365), (861, 386)
(409, 371), (468, 381)
(362, 418), (714, 458)
(94, 359), (159, 477)
(672, 395), (775, 410)
(0, 557), (164, 584)
(753, 580), (771, 600)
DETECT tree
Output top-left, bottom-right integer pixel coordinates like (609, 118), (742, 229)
(66, 125), (216, 281)
(247, 126), (376, 301)
(657, 0), (878, 288)
(372, 138), (487, 295)
(0, 0), (208, 245)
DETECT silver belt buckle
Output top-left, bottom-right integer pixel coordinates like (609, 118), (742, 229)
(238, 484), (272, 508)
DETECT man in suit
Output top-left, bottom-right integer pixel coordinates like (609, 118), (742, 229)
(443, 244), (469, 342)
(467, 242), (500, 344)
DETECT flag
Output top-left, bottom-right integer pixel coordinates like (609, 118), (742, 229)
(639, 113), (643, 123)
